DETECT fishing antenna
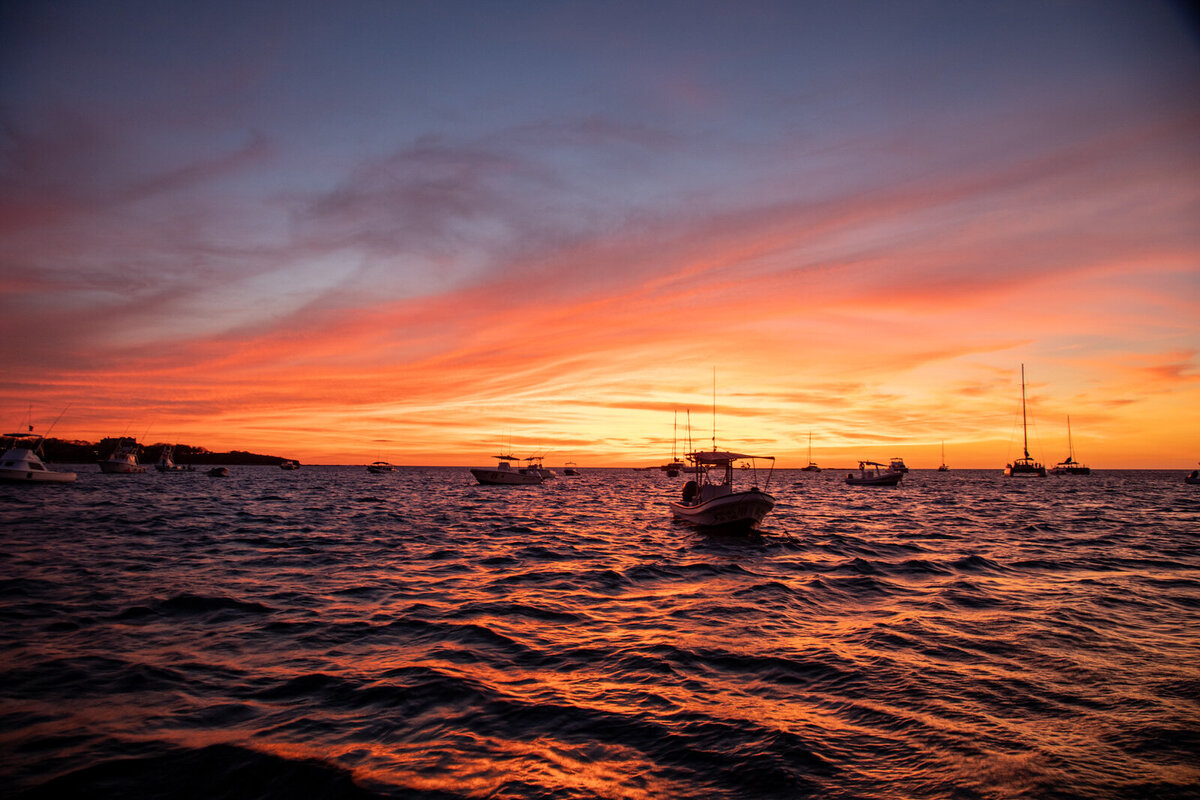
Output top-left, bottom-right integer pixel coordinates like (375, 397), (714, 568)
(44, 404), (72, 438)
(711, 366), (716, 451)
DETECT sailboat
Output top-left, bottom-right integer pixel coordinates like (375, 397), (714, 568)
(801, 432), (821, 472)
(1004, 364), (1047, 477)
(661, 411), (685, 477)
(1051, 416), (1091, 475)
(938, 441), (949, 471)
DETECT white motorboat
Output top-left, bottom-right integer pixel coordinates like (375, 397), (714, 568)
(846, 461), (903, 486)
(99, 439), (147, 474)
(563, 462), (581, 476)
(0, 431), (76, 484)
(279, 459), (300, 470)
(669, 450), (776, 532)
(888, 457), (909, 474)
(367, 461), (395, 473)
(1005, 364), (1047, 477)
(155, 444), (193, 472)
(470, 454), (543, 485)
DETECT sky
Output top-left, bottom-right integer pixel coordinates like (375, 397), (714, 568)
(2, 0), (1198, 468)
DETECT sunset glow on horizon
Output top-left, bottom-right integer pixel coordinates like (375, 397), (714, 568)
(2, 1), (1198, 468)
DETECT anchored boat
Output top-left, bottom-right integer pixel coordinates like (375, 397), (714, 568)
(670, 450), (776, 531)
(846, 461), (903, 486)
(470, 454), (544, 485)
(99, 438), (147, 474)
(155, 444), (194, 472)
(1050, 417), (1091, 475)
(0, 430), (76, 484)
(1005, 364), (1047, 477)
(801, 432), (821, 472)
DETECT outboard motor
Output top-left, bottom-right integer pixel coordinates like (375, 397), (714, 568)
(682, 480), (699, 503)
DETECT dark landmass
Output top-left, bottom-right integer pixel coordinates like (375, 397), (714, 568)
(36, 438), (295, 466)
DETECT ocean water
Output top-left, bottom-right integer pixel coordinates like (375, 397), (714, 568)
(2, 466), (1198, 800)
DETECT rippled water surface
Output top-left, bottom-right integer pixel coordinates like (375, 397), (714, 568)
(3, 467), (1199, 799)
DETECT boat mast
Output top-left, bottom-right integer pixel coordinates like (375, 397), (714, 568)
(1067, 415), (1074, 462)
(711, 367), (716, 452)
(1021, 363), (1030, 460)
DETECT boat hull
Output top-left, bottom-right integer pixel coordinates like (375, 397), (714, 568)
(670, 490), (775, 531)
(846, 472), (903, 486)
(1005, 465), (1047, 477)
(0, 467), (77, 483)
(1051, 465), (1091, 475)
(99, 461), (146, 474)
(470, 467), (542, 486)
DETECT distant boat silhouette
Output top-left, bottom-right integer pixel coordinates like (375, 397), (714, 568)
(471, 454), (543, 485)
(938, 441), (949, 471)
(100, 438), (146, 474)
(801, 432), (821, 472)
(1004, 364), (1047, 477)
(847, 461), (903, 486)
(1050, 417), (1090, 475)
(156, 444), (194, 472)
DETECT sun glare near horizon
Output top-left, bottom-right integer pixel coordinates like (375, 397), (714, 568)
(2, 1), (1197, 468)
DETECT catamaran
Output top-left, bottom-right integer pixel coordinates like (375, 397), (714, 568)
(1005, 364), (1047, 477)
(1050, 416), (1091, 475)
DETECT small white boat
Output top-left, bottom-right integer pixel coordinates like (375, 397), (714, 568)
(99, 439), (147, 474)
(563, 462), (581, 476)
(279, 459), (300, 470)
(470, 454), (543, 485)
(937, 441), (949, 472)
(1005, 364), (1047, 477)
(669, 450), (776, 532)
(846, 461), (903, 486)
(207, 466), (229, 477)
(0, 431), (76, 484)
(888, 457), (909, 474)
(155, 444), (194, 472)
(367, 461), (394, 473)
